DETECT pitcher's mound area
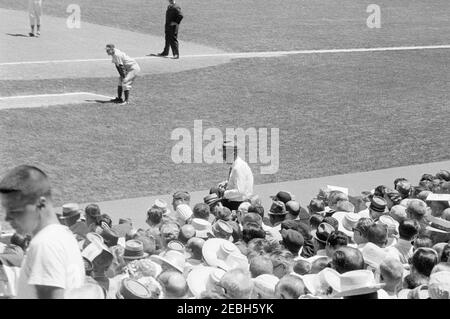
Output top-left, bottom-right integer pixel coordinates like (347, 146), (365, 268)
(0, 9), (229, 80)
(0, 92), (113, 110)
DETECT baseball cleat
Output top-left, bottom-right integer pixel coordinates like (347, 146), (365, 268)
(157, 53), (168, 57)
(36, 31), (40, 37)
(110, 97), (123, 103)
(29, 32), (35, 37)
(118, 100), (129, 105)
(172, 55), (179, 59)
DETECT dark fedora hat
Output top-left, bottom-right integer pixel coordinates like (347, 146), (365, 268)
(270, 191), (292, 204)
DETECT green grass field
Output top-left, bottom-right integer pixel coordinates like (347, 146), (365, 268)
(0, 0), (449, 205)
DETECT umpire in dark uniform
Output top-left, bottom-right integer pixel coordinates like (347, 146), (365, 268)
(157, 0), (183, 59)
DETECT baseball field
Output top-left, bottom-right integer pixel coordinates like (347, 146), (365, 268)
(0, 0), (449, 207)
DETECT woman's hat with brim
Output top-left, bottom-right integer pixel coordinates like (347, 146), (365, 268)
(361, 242), (389, 269)
(202, 238), (245, 271)
(122, 240), (149, 260)
(187, 265), (226, 298)
(332, 212), (361, 238)
(323, 268), (385, 297)
(150, 250), (185, 273)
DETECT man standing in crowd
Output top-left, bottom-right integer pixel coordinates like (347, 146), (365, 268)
(219, 140), (254, 211)
(155, 0), (184, 59)
(0, 165), (85, 298)
(28, 0), (42, 37)
(106, 44), (141, 105)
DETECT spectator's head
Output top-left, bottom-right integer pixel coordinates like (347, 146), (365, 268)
(242, 223), (265, 244)
(328, 191), (348, 210)
(411, 248), (439, 278)
(275, 274), (307, 299)
(281, 229), (304, 255)
(353, 218), (374, 245)
(192, 203), (210, 221)
(440, 244), (450, 263)
(389, 205), (407, 223)
(268, 200), (287, 226)
(395, 179), (412, 199)
(309, 214), (324, 231)
(217, 268), (253, 299)
(186, 237), (205, 260)
(249, 255), (273, 278)
(178, 224), (196, 243)
(172, 191), (190, 210)
(292, 260), (311, 276)
(215, 206), (232, 222)
(270, 250), (294, 279)
(413, 235), (433, 250)
(441, 208), (450, 221)
(247, 205), (264, 220)
(384, 188), (402, 209)
(379, 258), (404, 293)
(270, 191), (293, 204)
(308, 199), (325, 215)
(428, 271), (450, 299)
(85, 203), (101, 226)
(174, 204), (193, 225)
(158, 271), (188, 299)
(146, 206), (164, 226)
(0, 165), (53, 236)
(323, 216), (339, 231)
(406, 199), (428, 221)
(398, 219), (420, 241)
(369, 196), (387, 221)
(335, 200), (354, 213)
(310, 257), (329, 274)
(10, 232), (31, 251)
(331, 246), (365, 274)
(429, 200), (449, 218)
(285, 200), (301, 219)
(312, 222), (334, 251)
(251, 274), (279, 299)
(237, 202), (252, 215)
(435, 170), (450, 182)
(325, 231), (349, 258)
(247, 238), (279, 259)
(160, 222), (181, 248)
(366, 223), (388, 248)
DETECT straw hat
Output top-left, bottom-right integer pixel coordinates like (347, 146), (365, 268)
(150, 250), (185, 273)
(202, 238), (247, 271)
(323, 268), (385, 297)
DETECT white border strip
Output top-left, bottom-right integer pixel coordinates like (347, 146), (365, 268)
(0, 92), (110, 100)
(1, 44), (449, 66)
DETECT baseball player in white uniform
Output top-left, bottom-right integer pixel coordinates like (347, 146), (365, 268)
(105, 44), (141, 105)
(28, 0), (42, 37)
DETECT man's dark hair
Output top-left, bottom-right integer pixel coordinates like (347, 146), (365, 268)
(354, 218), (374, 238)
(193, 203), (210, 220)
(366, 224), (388, 247)
(246, 238), (279, 259)
(373, 185), (388, 198)
(332, 246), (365, 274)
(326, 231), (349, 250)
(394, 177), (408, 189)
(10, 233), (31, 251)
(413, 235), (433, 249)
(308, 199), (325, 214)
(242, 224), (265, 243)
(247, 205), (264, 219)
(85, 204), (101, 219)
(440, 244), (450, 263)
(0, 165), (52, 204)
(398, 219), (420, 240)
(147, 206), (164, 225)
(411, 248), (438, 277)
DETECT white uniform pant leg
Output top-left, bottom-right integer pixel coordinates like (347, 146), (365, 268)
(121, 66), (140, 91)
(28, 0), (42, 26)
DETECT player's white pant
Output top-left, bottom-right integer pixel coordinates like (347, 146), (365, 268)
(28, 0), (42, 26)
(119, 65), (141, 90)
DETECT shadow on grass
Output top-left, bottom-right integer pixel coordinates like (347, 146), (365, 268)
(85, 99), (115, 104)
(6, 33), (29, 37)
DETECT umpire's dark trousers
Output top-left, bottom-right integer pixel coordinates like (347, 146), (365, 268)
(162, 25), (179, 56)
